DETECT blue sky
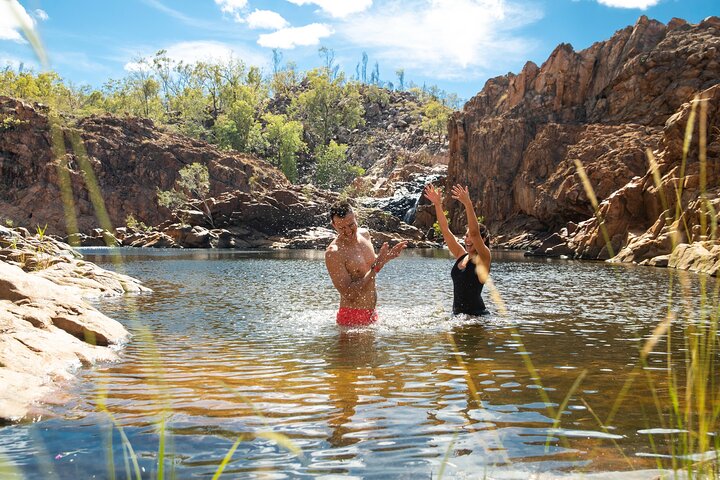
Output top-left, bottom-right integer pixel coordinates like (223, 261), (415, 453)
(0, 0), (717, 100)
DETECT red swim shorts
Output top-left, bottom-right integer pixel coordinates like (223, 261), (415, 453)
(336, 308), (378, 327)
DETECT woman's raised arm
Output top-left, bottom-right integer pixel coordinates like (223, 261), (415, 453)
(423, 185), (465, 259)
(451, 184), (491, 279)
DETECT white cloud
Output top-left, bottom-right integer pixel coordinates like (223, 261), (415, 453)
(34, 9), (49, 21)
(247, 9), (289, 30)
(258, 23), (333, 49)
(286, 0), (372, 19)
(339, 0), (541, 78)
(123, 41), (268, 71)
(0, 0), (36, 43)
(596, 0), (660, 9)
(215, 0), (247, 21)
(215, 0), (248, 12)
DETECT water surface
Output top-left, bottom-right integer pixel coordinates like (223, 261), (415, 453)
(0, 248), (715, 479)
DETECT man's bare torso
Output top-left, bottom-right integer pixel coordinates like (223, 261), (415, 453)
(326, 229), (377, 309)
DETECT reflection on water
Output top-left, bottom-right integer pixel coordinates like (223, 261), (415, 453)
(0, 248), (716, 478)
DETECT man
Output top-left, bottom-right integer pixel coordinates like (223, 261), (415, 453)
(325, 200), (407, 327)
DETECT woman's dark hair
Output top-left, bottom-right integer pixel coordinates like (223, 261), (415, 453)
(329, 200), (353, 221)
(479, 224), (491, 247)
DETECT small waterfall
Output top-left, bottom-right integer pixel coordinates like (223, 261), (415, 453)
(403, 193), (421, 224)
(359, 172), (444, 224)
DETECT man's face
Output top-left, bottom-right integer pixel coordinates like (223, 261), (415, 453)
(332, 213), (358, 239)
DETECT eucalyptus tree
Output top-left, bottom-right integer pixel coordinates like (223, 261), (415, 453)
(195, 61), (224, 120)
(318, 46), (339, 80)
(290, 69), (364, 148)
(262, 113), (305, 183)
(157, 162), (214, 227)
(361, 52), (368, 83)
(272, 49), (283, 76)
(314, 140), (364, 191)
(151, 49), (178, 114)
(216, 57), (246, 109)
(270, 61), (300, 100)
(420, 99), (451, 143)
(370, 61), (380, 85)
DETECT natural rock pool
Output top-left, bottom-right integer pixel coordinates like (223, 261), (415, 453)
(0, 248), (716, 479)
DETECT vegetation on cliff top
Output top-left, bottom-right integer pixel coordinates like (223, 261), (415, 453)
(0, 48), (457, 190)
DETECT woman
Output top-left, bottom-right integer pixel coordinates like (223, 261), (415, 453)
(424, 184), (491, 315)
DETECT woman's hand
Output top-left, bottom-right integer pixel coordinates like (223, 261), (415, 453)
(451, 184), (472, 207)
(423, 184), (443, 205)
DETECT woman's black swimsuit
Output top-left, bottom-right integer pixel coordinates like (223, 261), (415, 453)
(451, 253), (488, 315)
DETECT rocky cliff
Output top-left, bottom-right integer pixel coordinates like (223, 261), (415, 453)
(0, 96), (287, 236)
(0, 94), (434, 247)
(446, 16), (720, 271)
(346, 87), (448, 189)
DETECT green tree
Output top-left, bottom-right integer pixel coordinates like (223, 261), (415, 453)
(263, 113), (305, 183)
(212, 115), (240, 151)
(140, 78), (160, 117)
(314, 141), (364, 191)
(213, 83), (264, 152)
(157, 162), (214, 227)
(151, 49), (177, 114)
(171, 86), (208, 138)
(421, 99), (451, 143)
(318, 46), (339, 80)
(364, 84), (390, 109)
(217, 57), (246, 106)
(290, 69), (364, 147)
(271, 61), (300, 99)
(195, 61), (224, 120)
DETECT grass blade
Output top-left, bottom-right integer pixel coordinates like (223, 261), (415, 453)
(211, 435), (245, 480)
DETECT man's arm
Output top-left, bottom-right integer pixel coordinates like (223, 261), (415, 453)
(325, 246), (376, 301)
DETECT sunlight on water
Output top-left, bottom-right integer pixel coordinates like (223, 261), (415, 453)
(0, 248), (715, 479)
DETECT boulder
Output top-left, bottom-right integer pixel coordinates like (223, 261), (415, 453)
(0, 228), (151, 422)
(668, 242), (720, 276)
(0, 258), (138, 422)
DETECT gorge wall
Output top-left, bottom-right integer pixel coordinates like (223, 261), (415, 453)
(446, 16), (720, 266)
(0, 98), (287, 236)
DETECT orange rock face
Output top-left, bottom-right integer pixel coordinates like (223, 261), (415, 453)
(446, 16), (720, 267)
(0, 98), (287, 236)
